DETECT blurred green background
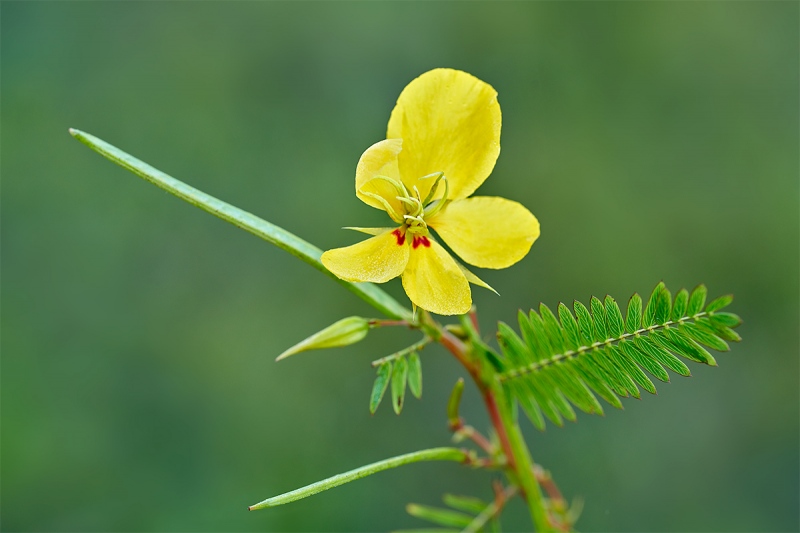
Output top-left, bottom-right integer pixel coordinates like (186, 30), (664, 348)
(2, 2), (797, 532)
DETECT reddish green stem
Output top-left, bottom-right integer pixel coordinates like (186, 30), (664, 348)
(434, 324), (552, 531)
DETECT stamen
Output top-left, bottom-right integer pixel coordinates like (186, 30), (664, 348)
(404, 215), (428, 236)
(403, 214), (427, 228)
(396, 196), (423, 216)
(423, 177), (450, 218)
(370, 175), (407, 196)
(422, 172), (447, 205)
(360, 190), (404, 223)
(419, 171), (444, 181)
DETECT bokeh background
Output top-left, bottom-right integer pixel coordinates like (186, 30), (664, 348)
(2, 2), (797, 532)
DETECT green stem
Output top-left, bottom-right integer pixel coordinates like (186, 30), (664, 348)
(69, 128), (412, 322)
(248, 447), (468, 510)
(493, 383), (554, 531)
(444, 314), (552, 531)
(370, 338), (430, 367)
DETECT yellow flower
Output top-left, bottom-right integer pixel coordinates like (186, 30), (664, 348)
(321, 69), (540, 316)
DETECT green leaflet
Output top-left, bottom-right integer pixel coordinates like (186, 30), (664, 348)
(540, 304), (567, 354)
(687, 284), (708, 316)
(573, 302), (594, 346)
(406, 504), (473, 528)
(496, 282), (741, 429)
(572, 357), (621, 409)
(370, 363), (392, 414)
(507, 379), (545, 430)
(408, 352), (423, 399)
(527, 311), (553, 359)
(700, 314), (743, 342)
(497, 322), (532, 370)
(672, 289), (689, 321)
(642, 282), (663, 328)
(618, 339), (670, 383)
(604, 296), (625, 338)
(392, 356), (409, 414)
(707, 312), (742, 328)
(442, 494), (488, 514)
(680, 322), (729, 352)
(634, 335), (691, 377)
(656, 328), (717, 366)
(558, 303), (581, 350)
(625, 293), (643, 333)
(706, 294), (734, 313)
(608, 345), (656, 395)
(654, 284), (672, 325)
(590, 297), (608, 341)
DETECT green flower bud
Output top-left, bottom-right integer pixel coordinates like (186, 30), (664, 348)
(276, 317), (370, 361)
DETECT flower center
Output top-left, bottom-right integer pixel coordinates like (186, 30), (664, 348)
(367, 172), (449, 242)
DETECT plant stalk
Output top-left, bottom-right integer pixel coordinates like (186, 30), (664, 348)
(434, 324), (552, 531)
(493, 382), (553, 531)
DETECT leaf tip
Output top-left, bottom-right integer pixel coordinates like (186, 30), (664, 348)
(275, 350), (293, 362)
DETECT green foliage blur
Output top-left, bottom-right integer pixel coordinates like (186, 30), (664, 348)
(2, 2), (797, 531)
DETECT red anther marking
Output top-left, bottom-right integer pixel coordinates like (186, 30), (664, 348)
(392, 229), (406, 246)
(412, 236), (431, 249)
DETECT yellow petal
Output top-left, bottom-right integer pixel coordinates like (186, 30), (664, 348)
(355, 139), (404, 217)
(321, 229), (409, 283)
(428, 197), (540, 269)
(387, 69), (501, 201)
(401, 238), (471, 316)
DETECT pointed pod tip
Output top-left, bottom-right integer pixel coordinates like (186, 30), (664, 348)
(68, 128), (79, 137)
(248, 502), (269, 511)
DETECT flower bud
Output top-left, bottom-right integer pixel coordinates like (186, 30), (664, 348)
(276, 317), (370, 361)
